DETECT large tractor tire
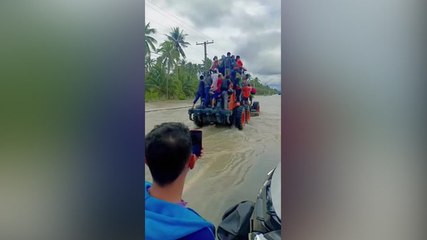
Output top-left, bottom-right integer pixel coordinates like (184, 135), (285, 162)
(194, 115), (203, 128)
(234, 106), (246, 130)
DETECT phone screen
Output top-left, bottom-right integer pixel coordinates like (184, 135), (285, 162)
(190, 130), (202, 157)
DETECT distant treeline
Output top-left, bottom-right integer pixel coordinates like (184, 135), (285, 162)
(145, 23), (279, 101)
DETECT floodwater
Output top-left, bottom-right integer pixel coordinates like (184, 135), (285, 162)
(145, 95), (281, 227)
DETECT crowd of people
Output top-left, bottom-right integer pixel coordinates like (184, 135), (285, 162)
(192, 52), (256, 110)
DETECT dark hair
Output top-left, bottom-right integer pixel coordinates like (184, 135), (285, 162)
(236, 55), (240, 59)
(145, 122), (192, 186)
(227, 52), (231, 56)
(200, 75), (204, 80)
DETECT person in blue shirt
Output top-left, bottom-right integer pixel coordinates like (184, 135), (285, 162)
(224, 52), (233, 77)
(192, 75), (205, 109)
(145, 122), (215, 240)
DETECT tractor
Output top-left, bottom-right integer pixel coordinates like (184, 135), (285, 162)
(188, 79), (260, 130)
(189, 89), (246, 130)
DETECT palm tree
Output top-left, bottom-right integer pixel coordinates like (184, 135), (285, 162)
(145, 22), (157, 58)
(165, 27), (190, 59)
(157, 41), (179, 74)
(157, 40), (180, 99)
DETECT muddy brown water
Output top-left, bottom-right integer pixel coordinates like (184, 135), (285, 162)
(145, 95), (281, 227)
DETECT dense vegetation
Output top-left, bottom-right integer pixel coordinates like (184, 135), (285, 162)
(145, 23), (279, 101)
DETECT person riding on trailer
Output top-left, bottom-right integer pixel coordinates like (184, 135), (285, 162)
(218, 55), (226, 75)
(209, 69), (219, 107)
(242, 83), (252, 105)
(192, 75), (205, 109)
(220, 75), (233, 110)
(210, 56), (219, 71)
(231, 55), (237, 69)
(224, 52), (233, 77)
(211, 73), (223, 108)
(249, 86), (256, 105)
(242, 73), (250, 86)
(233, 72), (243, 103)
(235, 55), (247, 74)
(203, 71), (213, 107)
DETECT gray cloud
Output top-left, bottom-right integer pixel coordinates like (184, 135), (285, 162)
(233, 30), (281, 75)
(162, 0), (233, 28)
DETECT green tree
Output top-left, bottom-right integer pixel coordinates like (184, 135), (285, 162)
(165, 27), (190, 59)
(157, 41), (179, 74)
(145, 22), (157, 58)
(145, 61), (167, 100)
(157, 40), (180, 99)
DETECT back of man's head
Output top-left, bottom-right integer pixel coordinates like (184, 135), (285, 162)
(145, 122), (192, 186)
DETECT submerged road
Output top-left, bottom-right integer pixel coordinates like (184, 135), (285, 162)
(145, 95), (281, 227)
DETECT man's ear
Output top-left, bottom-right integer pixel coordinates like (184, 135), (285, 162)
(188, 154), (196, 169)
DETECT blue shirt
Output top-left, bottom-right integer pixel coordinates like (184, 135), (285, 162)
(145, 182), (215, 240)
(197, 80), (205, 95)
(224, 56), (232, 69)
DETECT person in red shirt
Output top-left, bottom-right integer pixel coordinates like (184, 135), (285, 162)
(250, 86), (256, 105)
(242, 83), (252, 105)
(211, 73), (223, 107)
(235, 55), (247, 74)
(210, 56), (219, 71)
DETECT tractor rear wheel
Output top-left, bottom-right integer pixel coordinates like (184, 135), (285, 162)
(234, 106), (245, 130)
(194, 115), (203, 127)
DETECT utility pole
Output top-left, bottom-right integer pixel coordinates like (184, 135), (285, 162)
(196, 40), (214, 74)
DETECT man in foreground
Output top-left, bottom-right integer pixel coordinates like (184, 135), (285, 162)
(145, 122), (215, 240)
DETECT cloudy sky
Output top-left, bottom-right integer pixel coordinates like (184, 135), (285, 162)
(145, 0), (281, 90)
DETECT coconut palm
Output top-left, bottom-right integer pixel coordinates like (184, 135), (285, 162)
(145, 22), (157, 58)
(165, 27), (190, 59)
(157, 41), (179, 74)
(157, 40), (180, 99)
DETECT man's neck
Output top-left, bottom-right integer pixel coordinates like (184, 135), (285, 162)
(149, 178), (185, 204)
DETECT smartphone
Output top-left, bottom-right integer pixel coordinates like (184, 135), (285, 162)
(190, 130), (202, 157)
